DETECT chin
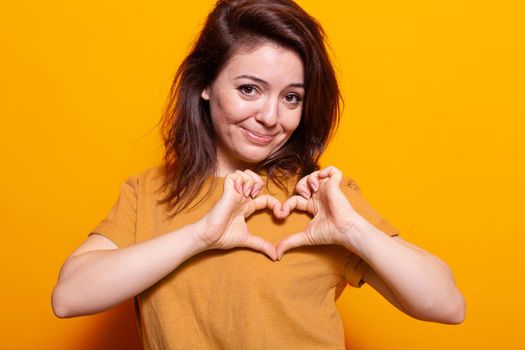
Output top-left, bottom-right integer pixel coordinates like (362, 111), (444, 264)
(237, 147), (275, 165)
(239, 154), (270, 165)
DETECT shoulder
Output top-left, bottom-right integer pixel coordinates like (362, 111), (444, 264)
(122, 165), (164, 195)
(336, 171), (362, 197)
(139, 165), (164, 184)
(341, 175), (361, 194)
(337, 172), (401, 237)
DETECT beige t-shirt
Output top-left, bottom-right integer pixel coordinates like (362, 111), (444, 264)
(90, 166), (400, 350)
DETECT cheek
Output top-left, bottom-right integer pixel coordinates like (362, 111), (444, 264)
(211, 93), (254, 124)
(283, 110), (302, 134)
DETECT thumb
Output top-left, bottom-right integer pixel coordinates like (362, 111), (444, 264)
(275, 231), (311, 260)
(239, 234), (277, 261)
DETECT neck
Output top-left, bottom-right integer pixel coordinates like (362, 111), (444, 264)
(215, 150), (258, 177)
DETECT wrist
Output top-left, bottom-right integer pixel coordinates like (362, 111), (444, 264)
(186, 221), (212, 253)
(339, 214), (372, 254)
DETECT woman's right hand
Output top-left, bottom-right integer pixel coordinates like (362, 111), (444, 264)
(194, 169), (281, 261)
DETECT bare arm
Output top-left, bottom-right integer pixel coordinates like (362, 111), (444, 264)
(52, 170), (281, 319)
(344, 224), (466, 324)
(51, 225), (207, 318)
(276, 165), (466, 325)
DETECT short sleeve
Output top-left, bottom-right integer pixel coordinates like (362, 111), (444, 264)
(89, 175), (139, 248)
(344, 253), (369, 288)
(340, 177), (400, 237)
(340, 176), (400, 288)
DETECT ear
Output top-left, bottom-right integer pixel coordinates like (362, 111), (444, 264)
(201, 87), (210, 101)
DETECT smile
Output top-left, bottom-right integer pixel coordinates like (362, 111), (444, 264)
(241, 127), (276, 145)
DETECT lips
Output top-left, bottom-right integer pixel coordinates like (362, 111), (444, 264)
(241, 127), (276, 145)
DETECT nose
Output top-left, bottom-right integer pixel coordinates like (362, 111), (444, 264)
(254, 97), (279, 127)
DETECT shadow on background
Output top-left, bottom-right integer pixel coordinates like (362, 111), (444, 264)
(345, 332), (368, 350)
(82, 299), (142, 350)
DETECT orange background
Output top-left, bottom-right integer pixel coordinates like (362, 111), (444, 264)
(1, 0), (524, 349)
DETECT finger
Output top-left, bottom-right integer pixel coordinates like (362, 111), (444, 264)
(218, 173), (244, 214)
(318, 165), (343, 184)
(234, 170), (253, 197)
(243, 177), (254, 197)
(243, 194), (281, 217)
(244, 169), (264, 198)
(233, 173), (243, 194)
(295, 175), (311, 198)
(236, 170), (253, 197)
(274, 202), (284, 220)
(223, 172), (234, 189)
(282, 195), (310, 217)
(224, 172), (241, 195)
(306, 172), (321, 193)
(276, 231), (311, 260)
(251, 182), (264, 198)
(241, 235), (277, 261)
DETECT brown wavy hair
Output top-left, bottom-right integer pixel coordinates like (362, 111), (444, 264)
(157, 0), (342, 216)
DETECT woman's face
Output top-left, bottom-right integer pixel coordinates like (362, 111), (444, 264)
(201, 41), (305, 176)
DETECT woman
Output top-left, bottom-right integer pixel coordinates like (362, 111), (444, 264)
(52, 0), (465, 349)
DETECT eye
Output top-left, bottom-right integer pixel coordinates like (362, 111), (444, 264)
(284, 93), (302, 105)
(238, 84), (258, 96)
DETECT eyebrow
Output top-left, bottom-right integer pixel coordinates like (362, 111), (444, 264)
(234, 74), (304, 89)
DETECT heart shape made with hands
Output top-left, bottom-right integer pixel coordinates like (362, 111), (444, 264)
(223, 166), (359, 262)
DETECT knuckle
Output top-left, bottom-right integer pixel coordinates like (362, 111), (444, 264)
(245, 169), (259, 179)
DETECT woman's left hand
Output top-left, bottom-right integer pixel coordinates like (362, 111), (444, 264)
(275, 166), (362, 260)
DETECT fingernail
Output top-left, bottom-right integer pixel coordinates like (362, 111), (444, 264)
(312, 184), (318, 192)
(252, 184), (261, 197)
(244, 186), (251, 197)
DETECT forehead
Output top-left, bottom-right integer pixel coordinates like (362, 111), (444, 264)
(218, 42), (304, 85)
